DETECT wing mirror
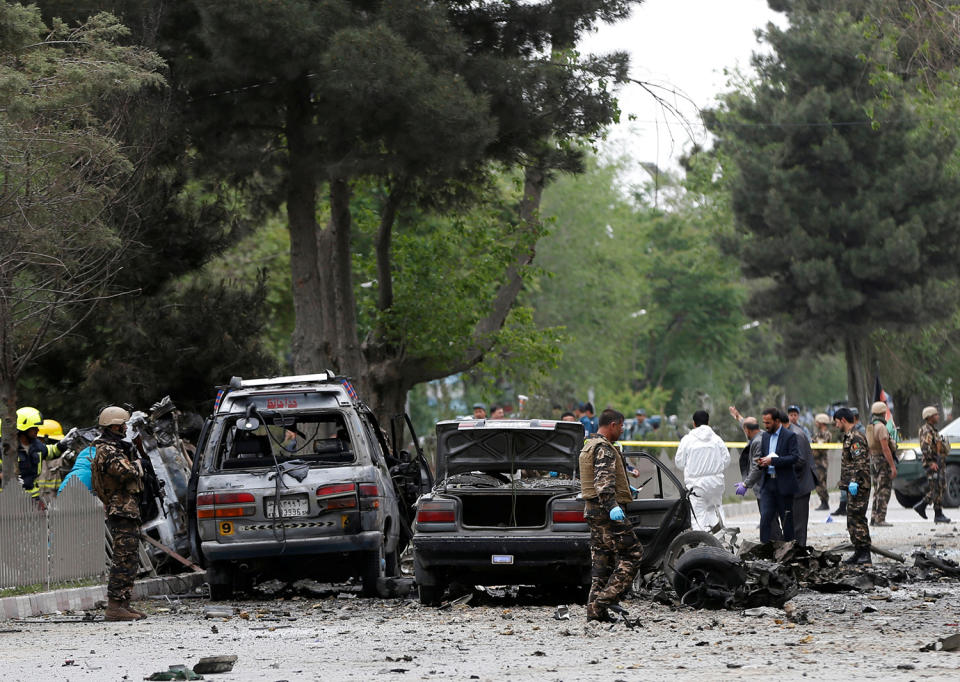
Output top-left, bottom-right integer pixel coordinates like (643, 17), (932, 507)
(236, 404), (260, 431)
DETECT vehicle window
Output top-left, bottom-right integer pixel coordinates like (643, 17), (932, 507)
(623, 453), (682, 500)
(216, 412), (356, 469)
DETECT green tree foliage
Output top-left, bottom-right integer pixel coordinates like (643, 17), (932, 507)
(0, 2), (164, 483)
(706, 2), (960, 412)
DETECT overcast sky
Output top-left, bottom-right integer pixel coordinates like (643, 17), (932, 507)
(578, 0), (786, 175)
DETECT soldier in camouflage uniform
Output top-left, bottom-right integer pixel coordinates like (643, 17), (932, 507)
(834, 408), (871, 564)
(579, 408), (644, 622)
(91, 406), (147, 622)
(866, 402), (897, 526)
(811, 413), (832, 510)
(916, 406), (951, 523)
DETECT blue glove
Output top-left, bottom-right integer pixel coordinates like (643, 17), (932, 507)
(609, 506), (626, 522)
(735, 482), (747, 496)
(630, 486), (639, 498)
(848, 482), (859, 496)
(549, 471), (558, 478)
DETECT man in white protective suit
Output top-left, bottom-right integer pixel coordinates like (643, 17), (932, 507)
(675, 410), (730, 531)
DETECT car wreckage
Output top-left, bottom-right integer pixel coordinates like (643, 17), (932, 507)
(188, 373), (432, 598)
(412, 419), (693, 605)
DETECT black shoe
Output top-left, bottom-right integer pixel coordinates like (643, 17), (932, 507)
(913, 501), (928, 519)
(833, 502), (847, 516)
(816, 503), (830, 511)
(934, 512), (952, 524)
(843, 548), (872, 565)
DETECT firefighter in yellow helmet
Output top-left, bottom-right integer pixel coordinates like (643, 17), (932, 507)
(16, 407), (62, 498)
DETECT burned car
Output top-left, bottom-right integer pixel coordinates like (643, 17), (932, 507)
(188, 373), (430, 598)
(412, 419), (691, 605)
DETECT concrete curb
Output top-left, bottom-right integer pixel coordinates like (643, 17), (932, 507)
(0, 572), (206, 620)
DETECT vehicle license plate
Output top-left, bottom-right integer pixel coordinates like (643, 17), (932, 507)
(267, 496), (309, 518)
(491, 554), (514, 565)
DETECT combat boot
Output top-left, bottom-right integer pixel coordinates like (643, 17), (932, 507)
(104, 598), (140, 622)
(934, 510), (952, 524)
(586, 602), (611, 622)
(124, 601), (148, 619)
(843, 548), (871, 565)
(913, 500), (928, 519)
(816, 502), (830, 511)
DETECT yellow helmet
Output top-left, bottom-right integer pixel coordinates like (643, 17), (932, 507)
(38, 419), (64, 440)
(16, 406), (43, 432)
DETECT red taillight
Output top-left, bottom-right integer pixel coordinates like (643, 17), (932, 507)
(317, 483), (356, 498)
(552, 510), (585, 523)
(215, 492), (255, 504)
(417, 500), (456, 524)
(197, 493), (214, 506)
(327, 497), (357, 510)
(358, 484), (379, 497)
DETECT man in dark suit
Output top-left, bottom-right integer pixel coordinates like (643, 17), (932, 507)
(786, 410), (818, 546)
(756, 407), (801, 542)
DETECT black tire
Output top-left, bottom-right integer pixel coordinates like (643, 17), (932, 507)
(660, 530), (723, 584)
(944, 465), (960, 508)
(206, 561), (233, 601)
(671, 546), (746, 606)
(894, 488), (923, 509)
(418, 583), (444, 606)
(385, 549), (399, 578)
(361, 544), (385, 597)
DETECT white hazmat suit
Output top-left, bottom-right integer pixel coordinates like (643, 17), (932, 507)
(675, 424), (730, 531)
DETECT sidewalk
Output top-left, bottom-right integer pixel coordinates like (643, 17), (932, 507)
(0, 572), (206, 620)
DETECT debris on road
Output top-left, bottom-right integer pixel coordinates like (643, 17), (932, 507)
(920, 633), (960, 652)
(193, 655), (237, 674)
(202, 607), (233, 619)
(554, 605), (570, 620)
(145, 664), (203, 680)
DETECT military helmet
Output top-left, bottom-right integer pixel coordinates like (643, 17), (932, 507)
(38, 419), (64, 440)
(814, 413), (830, 425)
(98, 406), (131, 427)
(922, 406), (939, 420)
(16, 406), (43, 432)
(871, 401), (887, 416)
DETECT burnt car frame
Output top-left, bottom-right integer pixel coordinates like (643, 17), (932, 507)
(188, 373), (430, 598)
(412, 419), (691, 605)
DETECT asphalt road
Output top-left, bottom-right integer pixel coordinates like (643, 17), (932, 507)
(3, 502), (959, 681)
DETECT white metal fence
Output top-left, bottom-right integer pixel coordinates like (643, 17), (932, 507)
(0, 478), (106, 590)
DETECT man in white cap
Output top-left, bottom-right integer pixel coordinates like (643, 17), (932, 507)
(866, 401), (896, 526)
(916, 406), (951, 523)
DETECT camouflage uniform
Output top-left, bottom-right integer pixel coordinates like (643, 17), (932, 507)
(811, 428), (832, 507)
(866, 418), (893, 524)
(92, 430), (142, 603)
(838, 429), (871, 550)
(579, 435), (643, 620)
(918, 421), (947, 512)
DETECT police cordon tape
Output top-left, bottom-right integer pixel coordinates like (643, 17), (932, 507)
(618, 440), (922, 450)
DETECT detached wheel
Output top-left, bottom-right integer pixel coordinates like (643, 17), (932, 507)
(894, 488), (923, 509)
(944, 465), (960, 508)
(660, 530), (723, 584)
(672, 546), (746, 607)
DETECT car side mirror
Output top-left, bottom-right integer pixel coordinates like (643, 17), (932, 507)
(236, 417), (259, 431)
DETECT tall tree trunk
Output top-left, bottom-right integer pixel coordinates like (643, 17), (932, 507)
(0, 376), (18, 493)
(844, 333), (875, 413)
(287, 77), (325, 374)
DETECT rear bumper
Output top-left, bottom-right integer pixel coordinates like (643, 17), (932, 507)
(413, 533), (590, 571)
(202, 530), (381, 561)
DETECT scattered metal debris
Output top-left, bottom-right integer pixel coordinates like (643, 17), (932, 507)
(145, 664), (203, 681)
(193, 655), (238, 674)
(554, 605), (570, 620)
(203, 606), (233, 619)
(920, 633), (960, 652)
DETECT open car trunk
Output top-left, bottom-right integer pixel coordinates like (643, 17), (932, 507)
(448, 487), (575, 528)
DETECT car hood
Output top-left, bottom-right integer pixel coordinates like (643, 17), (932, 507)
(435, 419), (584, 478)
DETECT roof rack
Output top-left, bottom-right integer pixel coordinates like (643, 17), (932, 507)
(228, 372), (335, 389)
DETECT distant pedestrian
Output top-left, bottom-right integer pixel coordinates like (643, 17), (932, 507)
(834, 408), (871, 565)
(560, 411), (577, 422)
(811, 413), (832, 511)
(786, 410), (817, 546)
(675, 410), (729, 531)
(866, 401), (896, 526)
(633, 409), (652, 440)
(756, 408), (801, 543)
(915, 407), (951, 523)
(473, 403), (487, 420)
(787, 405), (811, 439)
(579, 409), (643, 622)
(489, 405), (505, 420)
(581, 402), (598, 436)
